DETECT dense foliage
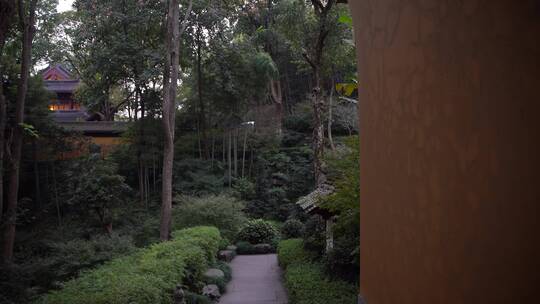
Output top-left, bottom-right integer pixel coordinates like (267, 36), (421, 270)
(277, 239), (357, 304)
(321, 136), (360, 281)
(61, 155), (132, 231)
(172, 194), (248, 241)
(281, 219), (305, 239)
(40, 226), (221, 304)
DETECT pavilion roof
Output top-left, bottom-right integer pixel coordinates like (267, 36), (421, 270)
(297, 183), (335, 217)
(44, 80), (80, 93)
(57, 121), (128, 135)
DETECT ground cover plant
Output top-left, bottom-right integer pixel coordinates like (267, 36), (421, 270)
(277, 239), (357, 304)
(39, 227), (221, 304)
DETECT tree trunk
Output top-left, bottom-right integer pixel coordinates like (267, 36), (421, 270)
(0, 0), (16, 227)
(153, 152), (156, 192)
(249, 149), (254, 179)
(227, 130), (232, 187)
(304, 0), (335, 187)
(0, 81), (5, 221)
(222, 133), (226, 163)
(51, 162), (61, 227)
(233, 128), (238, 177)
(160, 0), (192, 241)
(269, 80), (283, 136)
(32, 140), (41, 208)
(145, 165), (149, 209)
(197, 126), (202, 159)
(160, 0), (180, 241)
(196, 25), (208, 159)
(312, 70), (326, 186)
(2, 0), (37, 263)
(137, 86), (147, 205)
(2, 0), (37, 262)
(211, 133), (215, 169)
(242, 127), (247, 178)
(327, 79), (335, 150)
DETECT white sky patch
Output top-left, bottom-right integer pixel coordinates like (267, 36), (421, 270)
(57, 0), (74, 12)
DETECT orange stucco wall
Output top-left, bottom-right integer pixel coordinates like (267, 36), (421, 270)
(349, 1), (540, 303)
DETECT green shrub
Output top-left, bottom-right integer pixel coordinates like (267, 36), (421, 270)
(173, 158), (224, 196)
(212, 261), (232, 282)
(185, 292), (211, 304)
(277, 239), (315, 269)
(41, 226), (221, 304)
(235, 241), (255, 254)
(302, 215), (326, 255)
(281, 219), (304, 239)
(236, 219), (279, 244)
(285, 263), (357, 304)
(232, 177), (256, 200)
(172, 195), (248, 241)
(61, 156), (132, 228)
(46, 233), (135, 281)
(218, 238), (230, 250)
(278, 240), (356, 304)
(323, 235), (359, 283)
(204, 276), (227, 294)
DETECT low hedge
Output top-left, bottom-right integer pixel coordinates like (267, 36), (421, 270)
(40, 226), (221, 304)
(277, 239), (315, 268)
(278, 239), (357, 304)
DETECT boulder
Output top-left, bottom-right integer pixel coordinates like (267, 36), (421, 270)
(218, 250), (235, 262)
(226, 245), (237, 251)
(204, 268), (225, 280)
(253, 243), (273, 254)
(202, 284), (221, 300)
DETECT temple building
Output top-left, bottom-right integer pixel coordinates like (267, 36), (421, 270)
(42, 64), (126, 157)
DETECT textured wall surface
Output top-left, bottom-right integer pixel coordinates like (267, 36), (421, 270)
(348, 1), (540, 303)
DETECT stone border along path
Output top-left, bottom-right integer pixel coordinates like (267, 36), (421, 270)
(219, 254), (288, 304)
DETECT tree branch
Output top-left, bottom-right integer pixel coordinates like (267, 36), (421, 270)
(310, 0), (324, 14)
(179, 0), (193, 37)
(302, 51), (317, 70)
(17, 0), (24, 30)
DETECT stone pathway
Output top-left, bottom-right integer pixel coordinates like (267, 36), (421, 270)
(219, 254), (288, 304)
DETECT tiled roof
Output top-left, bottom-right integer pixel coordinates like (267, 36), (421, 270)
(297, 183), (335, 213)
(57, 121), (128, 135)
(42, 64), (74, 80)
(51, 111), (89, 123)
(44, 80), (80, 93)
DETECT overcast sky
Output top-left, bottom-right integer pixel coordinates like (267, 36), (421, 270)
(58, 0), (74, 12)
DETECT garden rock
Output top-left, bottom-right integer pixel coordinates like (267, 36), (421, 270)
(202, 284), (221, 300)
(173, 284), (185, 304)
(253, 243), (273, 254)
(218, 250), (235, 262)
(204, 268), (225, 279)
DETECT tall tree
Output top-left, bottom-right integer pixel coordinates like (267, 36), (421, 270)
(2, 0), (38, 263)
(0, 0), (17, 221)
(303, 0), (335, 186)
(160, 0), (192, 241)
(275, 0), (353, 186)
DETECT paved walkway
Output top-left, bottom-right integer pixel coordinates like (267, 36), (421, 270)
(219, 254), (288, 304)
